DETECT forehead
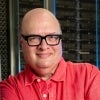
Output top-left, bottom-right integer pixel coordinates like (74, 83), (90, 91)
(22, 20), (60, 36)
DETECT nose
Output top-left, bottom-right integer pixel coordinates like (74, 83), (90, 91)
(38, 39), (49, 50)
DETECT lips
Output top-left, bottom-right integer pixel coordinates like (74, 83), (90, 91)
(36, 53), (51, 58)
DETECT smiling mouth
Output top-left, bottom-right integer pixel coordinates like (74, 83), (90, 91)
(37, 53), (51, 58)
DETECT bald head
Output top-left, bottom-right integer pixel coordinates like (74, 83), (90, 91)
(20, 8), (61, 34)
(22, 8), (57, 22)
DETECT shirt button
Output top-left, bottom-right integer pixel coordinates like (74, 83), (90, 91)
(37, 79), (41, 82)
(43, 93), (47, 98)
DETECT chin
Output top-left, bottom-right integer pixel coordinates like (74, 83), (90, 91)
(37, 62), (51, 68)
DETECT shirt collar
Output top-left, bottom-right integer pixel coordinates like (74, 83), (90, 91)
(25, 64), (37, 86)
(24, 58), (67, 85)
(51, 58), (67, 82)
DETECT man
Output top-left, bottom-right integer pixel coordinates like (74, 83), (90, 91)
(0, 8), (100, 100)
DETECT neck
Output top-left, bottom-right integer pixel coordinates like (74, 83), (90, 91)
(40, 73), (53, 80)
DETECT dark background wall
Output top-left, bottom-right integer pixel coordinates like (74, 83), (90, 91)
(0, 0), (10, 80)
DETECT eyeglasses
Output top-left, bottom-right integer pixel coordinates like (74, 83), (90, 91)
(21, 34), (62, 46)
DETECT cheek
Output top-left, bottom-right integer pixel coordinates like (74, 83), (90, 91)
(22, 46), (36, 63)
(21, 44), (35, 58)
(53, 44), (62, 56)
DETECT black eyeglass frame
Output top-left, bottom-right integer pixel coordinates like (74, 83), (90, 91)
(21, 34), (62, 46)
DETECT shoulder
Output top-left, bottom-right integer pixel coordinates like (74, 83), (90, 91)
(0, 71), (25, 100)
(60, 58), (100, 76)
(65, 61), (100, 78)
(66, 61), (99, 71)
(0, 70), (25, 89)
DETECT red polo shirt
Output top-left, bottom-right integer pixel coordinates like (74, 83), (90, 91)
(0, 58), (100, 100)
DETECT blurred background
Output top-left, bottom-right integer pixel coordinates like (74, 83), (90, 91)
(0, 0), (100, 81)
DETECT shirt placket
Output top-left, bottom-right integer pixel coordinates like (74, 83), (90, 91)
(33, 78), (49, 100)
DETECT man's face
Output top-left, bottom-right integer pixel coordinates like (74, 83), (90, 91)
(20, 12), (62, 76)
